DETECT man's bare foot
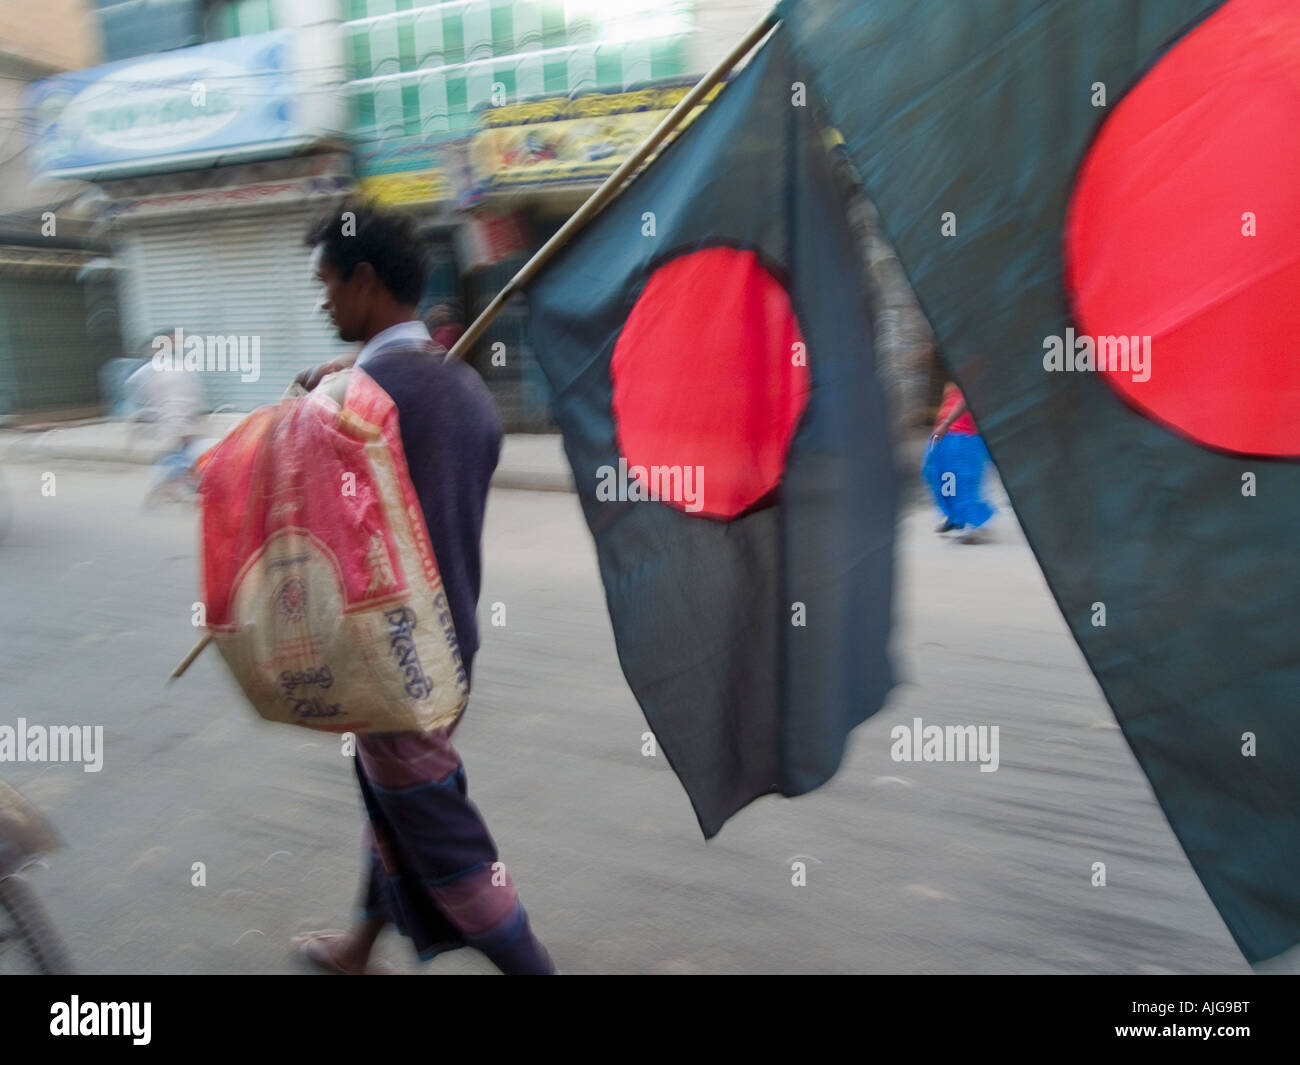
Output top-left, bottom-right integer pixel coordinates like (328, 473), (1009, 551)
(293, 929), (389, 975)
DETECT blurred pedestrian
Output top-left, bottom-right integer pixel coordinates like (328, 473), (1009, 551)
(125, 352), (204, 503)
(424, 300), (466, 353)
(292, 203), (556, 976)
(923, 382), (995, 544)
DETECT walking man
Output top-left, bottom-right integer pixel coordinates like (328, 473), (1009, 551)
(292, 203), (555, 975)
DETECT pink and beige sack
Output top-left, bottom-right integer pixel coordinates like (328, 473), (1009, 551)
(198, 370), (468, 733)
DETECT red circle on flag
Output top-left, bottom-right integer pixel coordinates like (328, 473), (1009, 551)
(610, 247), (811, 519)
(1065, 0), (1300, 459)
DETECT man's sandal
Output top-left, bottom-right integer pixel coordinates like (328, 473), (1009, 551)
(292, 930), (396, 975)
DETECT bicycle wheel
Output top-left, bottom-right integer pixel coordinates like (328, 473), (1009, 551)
(0, 874), (74, 974)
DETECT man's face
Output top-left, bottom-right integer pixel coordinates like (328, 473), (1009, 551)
(311, 244), (368, 343)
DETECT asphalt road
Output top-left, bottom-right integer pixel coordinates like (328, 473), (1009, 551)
(0, 460), (1249, 974)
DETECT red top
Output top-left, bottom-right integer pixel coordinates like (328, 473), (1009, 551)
(936, 384), (977, 435)
(432, 323), (465, 351)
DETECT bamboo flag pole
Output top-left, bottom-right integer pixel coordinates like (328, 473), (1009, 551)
(444, 9), (780, 362)
(169, 632), (211, 682)
(169, 11), (778, 684)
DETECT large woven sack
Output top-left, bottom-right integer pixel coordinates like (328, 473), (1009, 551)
(198, 369), (469, 733)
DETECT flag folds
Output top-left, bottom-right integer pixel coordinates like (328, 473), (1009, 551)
(779, 0), (1300, 963)
(527, 26), (898, 838)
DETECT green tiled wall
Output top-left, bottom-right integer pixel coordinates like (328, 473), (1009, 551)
(346, 0), (692, 140)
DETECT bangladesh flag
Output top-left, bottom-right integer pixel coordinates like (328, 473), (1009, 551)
(779, 0), (1300, 963)
(526, 27), (898, 838)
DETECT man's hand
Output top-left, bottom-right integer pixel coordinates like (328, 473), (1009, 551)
(294, 352), (358, 393)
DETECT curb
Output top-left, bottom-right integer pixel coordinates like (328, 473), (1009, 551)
(0, 439), (164, 467)
(491, 469), (575, 493)
(0, 431), (578, 493)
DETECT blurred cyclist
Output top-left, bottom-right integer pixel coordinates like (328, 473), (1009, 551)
(125, 351), (204, 503)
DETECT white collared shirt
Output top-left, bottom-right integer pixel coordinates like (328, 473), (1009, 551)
(354, 320), (433, 370)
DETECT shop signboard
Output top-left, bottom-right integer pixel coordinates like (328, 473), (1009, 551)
(354, 134), (474, 208)
(26, 30), (303, 178)
(468, 79), (721, 192)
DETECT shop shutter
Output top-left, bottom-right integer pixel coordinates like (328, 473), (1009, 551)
(118, 207), (351, 411)
(0, 280), (106, 414)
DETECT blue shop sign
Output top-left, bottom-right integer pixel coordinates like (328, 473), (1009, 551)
(26, 30), (297, 177)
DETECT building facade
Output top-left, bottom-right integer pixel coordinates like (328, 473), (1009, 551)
(26, 2), (353, 411)
(19, 0), (935, 429)
(21, 1), (716, 424)
(343, 0), (700, 428)
(0, 1), (122, 420)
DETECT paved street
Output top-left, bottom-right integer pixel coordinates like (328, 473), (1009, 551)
(0, 459), (1247, 974)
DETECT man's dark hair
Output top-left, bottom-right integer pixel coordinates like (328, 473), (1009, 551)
(305, 201), (426, 306)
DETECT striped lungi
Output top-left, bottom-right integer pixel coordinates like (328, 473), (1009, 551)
(355, 728), (554, 973)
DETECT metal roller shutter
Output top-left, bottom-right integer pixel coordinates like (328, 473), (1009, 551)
(118, 207), (351, 411)
(0, 279), (107, 415)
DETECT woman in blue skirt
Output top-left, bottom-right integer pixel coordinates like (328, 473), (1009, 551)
(922, 383), (995, 544)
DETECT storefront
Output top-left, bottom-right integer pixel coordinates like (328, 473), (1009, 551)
(355, 130), (553, 429)
(355, 132), (470, 313)
(101, 157), (353, 410)
(25, 27), (351, 411)
(350, 77), (718, 430)
(463, 79), (719, 429)
(0, 230), (121, 420)
(337, 0), (699, 429)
